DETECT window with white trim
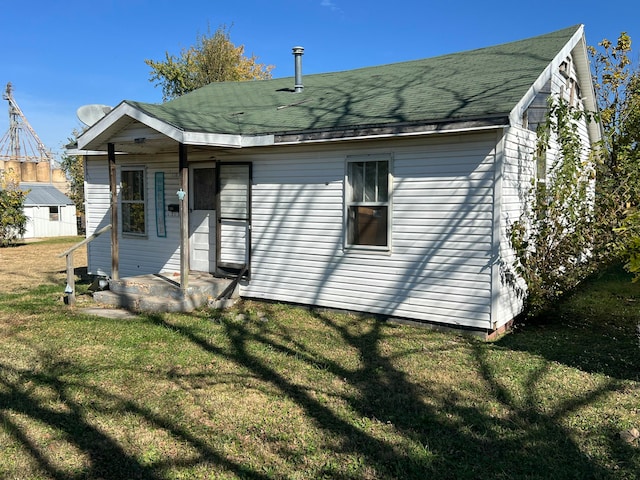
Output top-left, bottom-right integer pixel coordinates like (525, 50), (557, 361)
(49, 206), (59, 222)
(121, 168), (146, 235)
(345, 155), (391, 248)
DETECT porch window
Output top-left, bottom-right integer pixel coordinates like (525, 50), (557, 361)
(345, 155), (391, 248)
(121, 168), (146, 235)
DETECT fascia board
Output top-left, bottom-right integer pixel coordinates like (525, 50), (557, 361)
(77, 101), (184, 149)
(64, 147), (108, 156)
(509, 25), (586, 126)
(274, 122), (507, 146)
(123, 103), (185, 142)
(241, 134), (275, 147)
(571, 34), (602, 144)
(78, 101), (276, 150)
(181, 131), (274, 148)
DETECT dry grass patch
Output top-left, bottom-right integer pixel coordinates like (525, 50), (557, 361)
(0, 237), (86, 294)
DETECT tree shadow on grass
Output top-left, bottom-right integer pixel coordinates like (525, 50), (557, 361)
(147, 307), (624, 479)
(308, 310), (625, 479)
(0, 358), (162, 480)
(1, 304), (634, 479)
(495, 266), (640, 383)
(0, 349), (274, 480)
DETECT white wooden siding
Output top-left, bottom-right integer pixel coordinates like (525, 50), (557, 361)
(242, 133), (497, 329)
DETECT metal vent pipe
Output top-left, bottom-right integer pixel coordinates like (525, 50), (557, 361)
(292, 46), (304, 93)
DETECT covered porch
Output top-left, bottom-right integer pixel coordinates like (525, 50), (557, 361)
(70, 106), (252, 314)
(75, 102), (254, 298)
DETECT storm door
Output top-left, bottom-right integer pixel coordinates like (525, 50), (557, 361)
(189, 164), (216, 273)
(216, 163), (251, 277)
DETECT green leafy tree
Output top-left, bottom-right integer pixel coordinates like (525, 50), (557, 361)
(59, 132), (86, 234)
(588, 34), (640, 277)
(145, 24), (274, 101)
(59, 141), (85, 217)
(0, 173), (27, 246)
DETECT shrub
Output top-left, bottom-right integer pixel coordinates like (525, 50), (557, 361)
(0, 186), (28, 246)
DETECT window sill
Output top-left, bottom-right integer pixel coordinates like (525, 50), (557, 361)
(344, 245), (392, 255)
(122, 233), (148, 239)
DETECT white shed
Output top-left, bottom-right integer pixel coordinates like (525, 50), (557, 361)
(20, 183), (78, 238)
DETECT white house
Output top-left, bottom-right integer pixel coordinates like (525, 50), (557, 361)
(76, 25), (599, 336)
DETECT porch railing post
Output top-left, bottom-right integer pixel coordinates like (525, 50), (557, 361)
(65, 251), (76, 305)
(58, 224), (113, 307)
(179, 143), (189, 290)
(108, 142), (119, 280)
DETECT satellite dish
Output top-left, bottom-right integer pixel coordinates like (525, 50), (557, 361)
(77, 104), (112, 126)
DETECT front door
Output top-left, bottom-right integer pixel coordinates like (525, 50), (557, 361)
(189, 165), (216, 273)
(217, 163), (251, 277)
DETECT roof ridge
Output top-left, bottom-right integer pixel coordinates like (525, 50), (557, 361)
(291, 24), (583, 78)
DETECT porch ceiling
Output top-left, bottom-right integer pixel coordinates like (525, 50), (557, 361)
(86, 116), (180, 154)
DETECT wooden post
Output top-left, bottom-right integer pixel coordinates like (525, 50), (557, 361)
(66, 251), (76, 306)
(108, 143), (119, 280)
(58, 224), (113, 307)
(179, 143), (189, 290)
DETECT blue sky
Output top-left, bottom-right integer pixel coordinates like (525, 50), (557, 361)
(1, 0), (638, 161)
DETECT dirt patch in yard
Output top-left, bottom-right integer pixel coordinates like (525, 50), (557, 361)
(0, 238), (87, 295)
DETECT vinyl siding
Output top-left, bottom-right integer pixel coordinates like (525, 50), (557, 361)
(83, 130), (531, 330)
(85, 153), (183, 277)
(85, 155), (112, 276)
(242, 133), (497, 330)
(495, 126), (536, 326)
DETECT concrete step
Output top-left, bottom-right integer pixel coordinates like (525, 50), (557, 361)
(92, 273), (237, 313)
(109, 274), (229, 297)
(92, 290), (209, 313)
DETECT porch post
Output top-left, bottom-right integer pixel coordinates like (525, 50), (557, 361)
(179, 143), (189, 290)
(108, 142), (119, 280)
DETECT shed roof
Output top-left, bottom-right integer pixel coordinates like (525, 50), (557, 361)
(19, 183), (74, 206)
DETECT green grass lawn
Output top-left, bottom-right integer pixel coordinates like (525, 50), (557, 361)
(0, 241), (638, 479)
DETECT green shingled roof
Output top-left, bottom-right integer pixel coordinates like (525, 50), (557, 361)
(129, 25), (580, 137)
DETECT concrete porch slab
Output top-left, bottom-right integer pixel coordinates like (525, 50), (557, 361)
(91, 272), (238, 313)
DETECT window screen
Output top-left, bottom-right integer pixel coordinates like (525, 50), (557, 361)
(346, 158), (390, 247)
